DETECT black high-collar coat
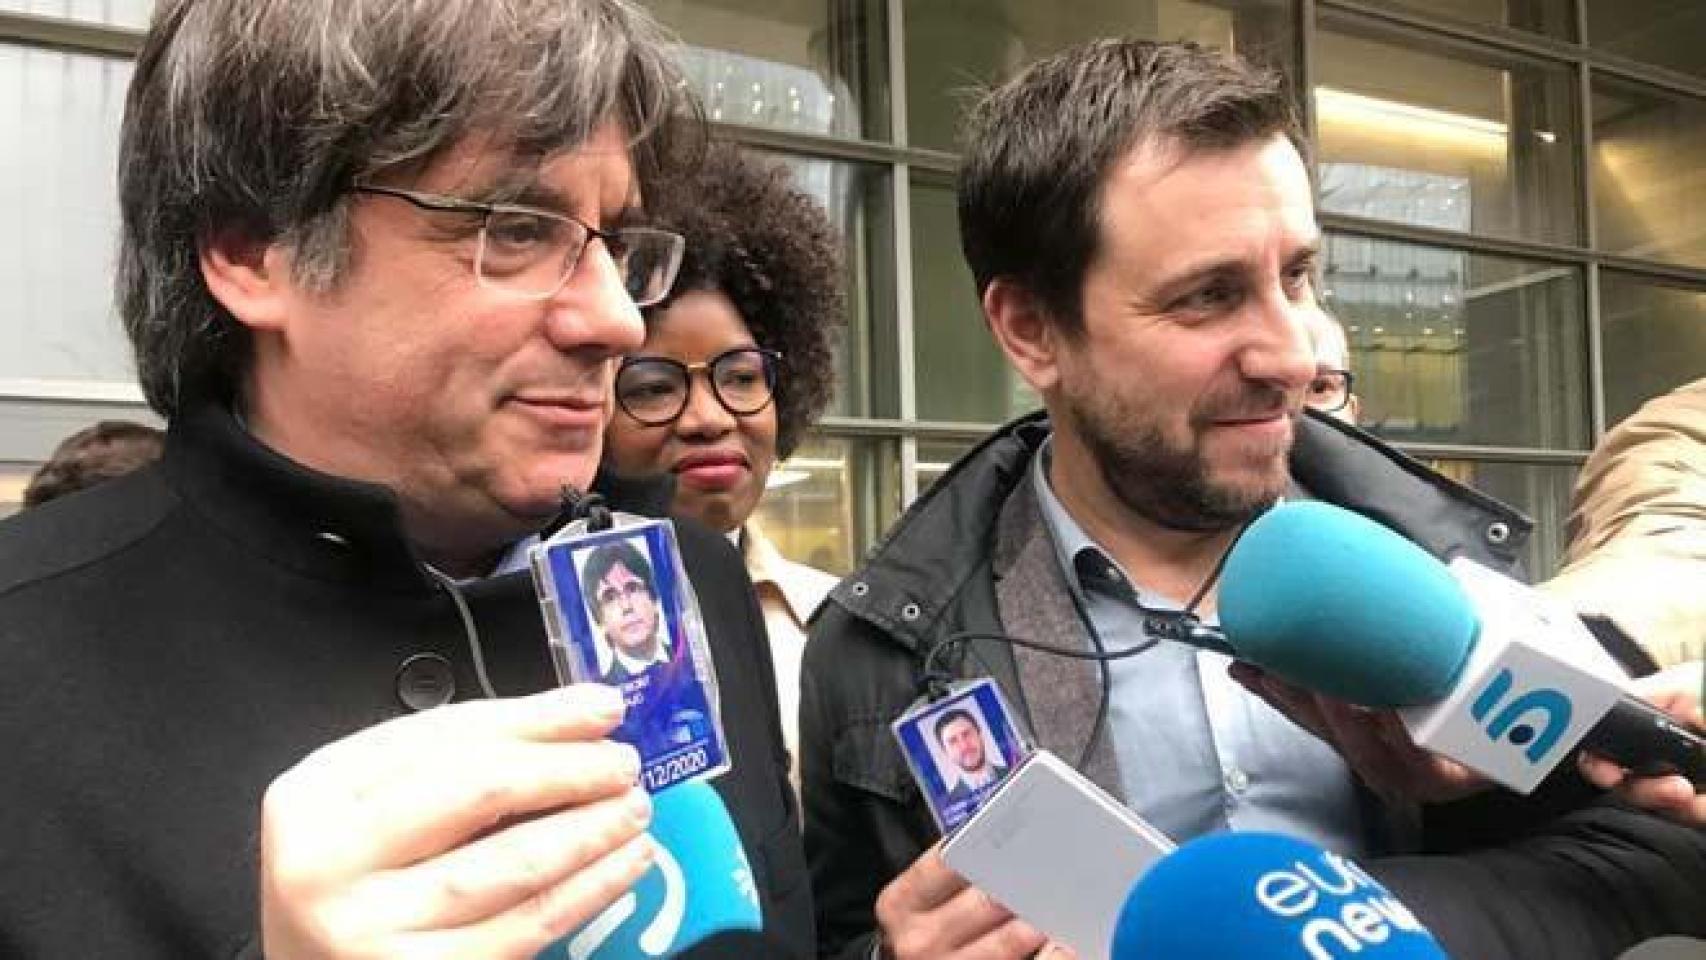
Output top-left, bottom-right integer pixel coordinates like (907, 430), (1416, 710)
(0, 403), (812, 957)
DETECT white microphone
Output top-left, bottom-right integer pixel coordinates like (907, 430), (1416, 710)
(1218, 501), (1705, 795)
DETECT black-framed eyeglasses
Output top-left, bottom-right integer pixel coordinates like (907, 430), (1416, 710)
(352, 184), (685, 306)
(1305, 367), (1355, 414)
(614, 347), (783, 426)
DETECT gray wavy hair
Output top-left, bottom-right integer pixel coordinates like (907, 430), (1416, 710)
(118, 0), (693, 416)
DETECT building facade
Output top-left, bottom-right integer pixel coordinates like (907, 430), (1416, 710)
(2, 0), (1704, 578)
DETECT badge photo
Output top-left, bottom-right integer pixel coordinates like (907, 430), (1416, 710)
(892, 678), (1032, 833)
(532, 518), (730, 792)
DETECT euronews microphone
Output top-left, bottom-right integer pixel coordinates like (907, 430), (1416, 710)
(1111, 832), (1448, 959)
(1217, 500), (1704, 794)
(543, 780), (768, 960)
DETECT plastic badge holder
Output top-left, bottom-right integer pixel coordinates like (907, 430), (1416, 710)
(531, 515), (729, 792)
(891, 677), (1033, 834)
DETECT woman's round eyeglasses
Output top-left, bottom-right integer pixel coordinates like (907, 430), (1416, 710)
(615, 347), (783, 426)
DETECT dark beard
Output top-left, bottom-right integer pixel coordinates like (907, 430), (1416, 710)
(1064, 382), (1291, 533)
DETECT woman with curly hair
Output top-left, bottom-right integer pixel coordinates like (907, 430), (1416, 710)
(604, 141), (845, 774)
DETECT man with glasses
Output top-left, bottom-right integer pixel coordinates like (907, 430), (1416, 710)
(801, 39), (1706, 960)
(581, 539), (671, 683)
(0, 2), (811, 957)
(1305, 310), (1360, 424)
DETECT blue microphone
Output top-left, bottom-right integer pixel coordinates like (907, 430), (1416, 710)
(1217, 501), (1704, 793)
(1218, 500), (1477, 707)
(1110, 832), (1448, 959)
(544, 780), (762, 960)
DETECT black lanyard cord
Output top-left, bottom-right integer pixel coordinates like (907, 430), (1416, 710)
(917, 522), (1245, 771)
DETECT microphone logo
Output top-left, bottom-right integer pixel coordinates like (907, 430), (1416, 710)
(1470, 668), (1574, 764)
(566, 838), (686, 959)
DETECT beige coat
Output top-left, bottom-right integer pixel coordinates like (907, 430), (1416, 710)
(1543, 377), (1706, 667)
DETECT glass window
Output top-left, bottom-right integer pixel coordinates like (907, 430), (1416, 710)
(1423, 459), (1579, 579)
(0, 43), (137, 394)
(1343, 0), (1574, 41)
(1586, 0), (1706, 80)
(0, 0), (152, 28)
(909, 174), (1039, 424)
(1321, 234), (1589, 449)
(1591, 79), (1706, 271)
(753, 434), (901, 575)
(1598, 271), (1706, 428)
(763, 152), (896, 419)
(903, 0), (1294, 153)
(917, 438), (982, 498)
(1315, 14), (1581, 246)
(643, 0), (888, 140)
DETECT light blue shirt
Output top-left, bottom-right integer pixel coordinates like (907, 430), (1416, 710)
(1030, 442), (1368, 855)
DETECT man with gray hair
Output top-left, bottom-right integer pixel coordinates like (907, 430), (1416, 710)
(802, 37), (1706, 960)
(0, 1), (810, 957)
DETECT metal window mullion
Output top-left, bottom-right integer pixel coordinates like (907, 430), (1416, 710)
(1315, 0), (1578, 68)
(1320, 0), (1706, 101)
(1584, 262), (1606, 439)
(1390, 443), (1588, 465)
(706, 120), (955, 172)
(1574, 38), (1607, 445)
(1298, 0), (1318, 144)
(885, 0), (920, 507)
(0, 10), (142, 57)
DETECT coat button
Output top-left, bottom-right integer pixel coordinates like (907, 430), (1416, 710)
(900, 602), (921, 621)
(396, 653), (455, 711)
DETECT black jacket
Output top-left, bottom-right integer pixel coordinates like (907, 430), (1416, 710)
(0, 404), (812, 958)
(801, 410), (1706, 960)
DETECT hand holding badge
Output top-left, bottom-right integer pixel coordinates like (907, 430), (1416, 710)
(531, 513), (730, 793)
(892, 678), (1033, 833)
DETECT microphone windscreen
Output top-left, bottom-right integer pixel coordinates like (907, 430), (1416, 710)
(1219, 500), (1479, 706)
(546, 780), (762, 960)
(1111, 832), (1447, 959)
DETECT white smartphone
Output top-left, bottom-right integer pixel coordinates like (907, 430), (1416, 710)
(940, 750), (1175, 960)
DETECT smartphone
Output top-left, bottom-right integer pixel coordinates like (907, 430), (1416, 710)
(940, 750), (1175, 960)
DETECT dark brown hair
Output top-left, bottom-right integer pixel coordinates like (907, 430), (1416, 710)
(24, 421), (165, 508)
(957, 39), (1305, 334)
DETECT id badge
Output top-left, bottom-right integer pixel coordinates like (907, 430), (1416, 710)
(531, 516), (730, 792)
(892, 677), (1033, 833)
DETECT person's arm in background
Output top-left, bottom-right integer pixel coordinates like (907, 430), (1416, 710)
(1577, 661), (1704, 827)
(1542, 377), (1706, 670)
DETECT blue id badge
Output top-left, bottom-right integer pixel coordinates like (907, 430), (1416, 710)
(892, 678), (1032, 833)
(531, 517), (730, 792)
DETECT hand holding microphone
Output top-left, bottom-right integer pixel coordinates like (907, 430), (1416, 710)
(1228, 663), (1490, 805)
(1214, 501), (1705, 798)
(1577, 661), (1705, 826)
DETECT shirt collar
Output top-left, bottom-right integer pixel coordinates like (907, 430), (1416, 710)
(610, 634), (671, 676)
(1030, 437), (1161, 604)
(1032, 437), (1222, 619)
(742, 521), (825, 623)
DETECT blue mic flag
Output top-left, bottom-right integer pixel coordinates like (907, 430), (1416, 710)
(1219, 500), (1480, 706)
(1111, 832), (1448, 959)
(544, 779), (762, 960)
